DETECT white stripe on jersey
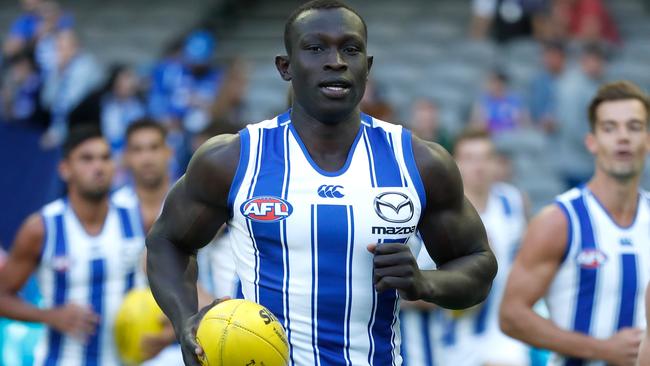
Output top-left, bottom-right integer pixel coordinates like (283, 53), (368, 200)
(228, 111), (426, 366)
(33, 197), (145, 366)
(547, 188), (650, 366)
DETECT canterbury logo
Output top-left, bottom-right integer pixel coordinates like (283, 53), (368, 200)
(374, 192), (414, 223)
(317, 185), (344, 198)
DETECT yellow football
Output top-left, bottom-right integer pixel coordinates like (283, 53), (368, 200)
(113, 288), (165, 365)
(196, 299), (289, 366)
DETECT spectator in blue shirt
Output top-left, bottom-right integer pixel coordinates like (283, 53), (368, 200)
(3, 0), (74, 68)
(0, 50), (47, 128)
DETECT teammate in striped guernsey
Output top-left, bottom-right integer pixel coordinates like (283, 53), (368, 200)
(146, 1), (498, 365)
(435, 130), (530, 366)
(500, 81), (650, 366)
(0, 126), (145, 366)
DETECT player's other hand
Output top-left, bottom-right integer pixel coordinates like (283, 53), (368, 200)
(601, 327), (642, 366)
(179, 297), (230, 366)
(141, 315), (176, 360)
(46, 303), (100, 341)
(368, 243), (424, 301)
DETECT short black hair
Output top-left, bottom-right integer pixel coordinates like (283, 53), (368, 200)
(62, 125), (105, 158)
(284, 0), (367, 54)
(125, 118), (168, 143)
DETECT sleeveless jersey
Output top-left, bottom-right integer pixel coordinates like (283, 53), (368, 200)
(547, 187), (650, 366)
(228, 111), (426, 366)
(33, 197), (145, 366)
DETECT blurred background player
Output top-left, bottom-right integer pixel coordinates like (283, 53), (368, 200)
(0, 126), (145, 366)
(400, 128), (529, 366)
(500, 81), (650, 366)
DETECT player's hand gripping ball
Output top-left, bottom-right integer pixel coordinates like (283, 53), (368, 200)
(114, 288), (165, 365)
(196, 299), (289, 366)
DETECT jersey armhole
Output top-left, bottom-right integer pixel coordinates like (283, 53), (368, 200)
(37, 213), (50, 264)
(554, 201), (573, 265)
(401, 129), (427, 212)
(227, 128), (250, 217)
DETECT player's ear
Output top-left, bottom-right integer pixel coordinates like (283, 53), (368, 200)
(275, 55), (291, 81)
(58, 160), (71, 182)
(366, 55), (373, 76)
(585, 132), (597, 154)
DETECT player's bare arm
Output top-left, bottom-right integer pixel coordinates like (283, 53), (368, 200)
(637, 284), (650, 366)
(371, 137), (497, 309)
(0, 213), (99, 337)
(146, 133), (239, 365)
(500, 205), (641, 365)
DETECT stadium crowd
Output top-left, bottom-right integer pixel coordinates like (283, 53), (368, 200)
(0, 0), (649, 365)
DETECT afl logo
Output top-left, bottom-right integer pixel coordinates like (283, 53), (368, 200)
(241, 196), (293, 222)
(575, 249), (608, 269)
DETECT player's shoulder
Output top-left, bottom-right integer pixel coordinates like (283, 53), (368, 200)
(522, 202), (569, 258)
(41, 198), (66, 217)
(409, 134), (462, 206)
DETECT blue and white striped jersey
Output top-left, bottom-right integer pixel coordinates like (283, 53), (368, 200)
(33, 197), (145, 366)
(227, 111), (426, 366)
(547, 187), (650, 366)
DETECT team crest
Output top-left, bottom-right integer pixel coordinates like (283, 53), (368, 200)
(241, 196), (293, 222)
(575, 249), (608, 269)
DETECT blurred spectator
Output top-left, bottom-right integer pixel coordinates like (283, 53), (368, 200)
(147, 37), (185, 123)
(554, 42), (607, 188)
(2, 0), (75, 74)
(360, 78), (394, 121)
(470, 0), (548, 42)
(210, 56), (248, 130)
(549, 0), (620, 45)
(40, 30), (102, 148)
(71, 64), (146, 154)
(0, 49), (47, 128)
(528, 39), (566, 133)
(408, 98), (452, 152)
(471, 69), (531, 134)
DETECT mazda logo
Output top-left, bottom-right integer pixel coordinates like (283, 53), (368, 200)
(374, 192), (414, 223)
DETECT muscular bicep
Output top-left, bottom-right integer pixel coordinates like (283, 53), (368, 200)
(502, 205), (567, 307)
(412, 137), (490, 266)
(0, 214), (44, 294)
(418, 197), (489, 266)
(148, 134), (240, 253)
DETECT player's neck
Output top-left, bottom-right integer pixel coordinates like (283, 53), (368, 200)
(465, 187), (490, 213)
(587, 172), (640, 226)
(67, 191), (110, 236)
(290, 104), (361, 171)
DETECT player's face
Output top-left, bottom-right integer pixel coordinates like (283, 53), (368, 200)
(586, 99), (650, 181)
(124, 129), (170, 189)
(60, 138), (114, 201)
(279, 8), (372, 123)
(454, 138), (497, 193)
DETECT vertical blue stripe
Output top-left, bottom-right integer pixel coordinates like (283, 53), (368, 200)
(499, 194), (512, 216)
(361, 130), (376, 188)
(227, 128), (251, 215)
(310, 204), (320, 365)
(244, 128), (264, 302)
(441, 312), (457, 346)
(281, 126), (295, 365)
(616, 254), (637, 329)
(84, 259), (105, 366)
(249, 127), (288, 346)
(365, 126), (403, 187)
(116, 208), (134, 238)
(344, 206), (355, 365)
(401, 129), (427, 212)
(117, 207), (136, 293)
(555, 201), (574, 264)
(315, 204), (350, 365)
(565, 194), (597, 366)
(367, 285), (377, 364)
(44, 214), (67, 366)
(474, 296), (490, 334)
(399, 313), (409, 365)
(421, 312), (434, 366)
(371, 238), (405, 366)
